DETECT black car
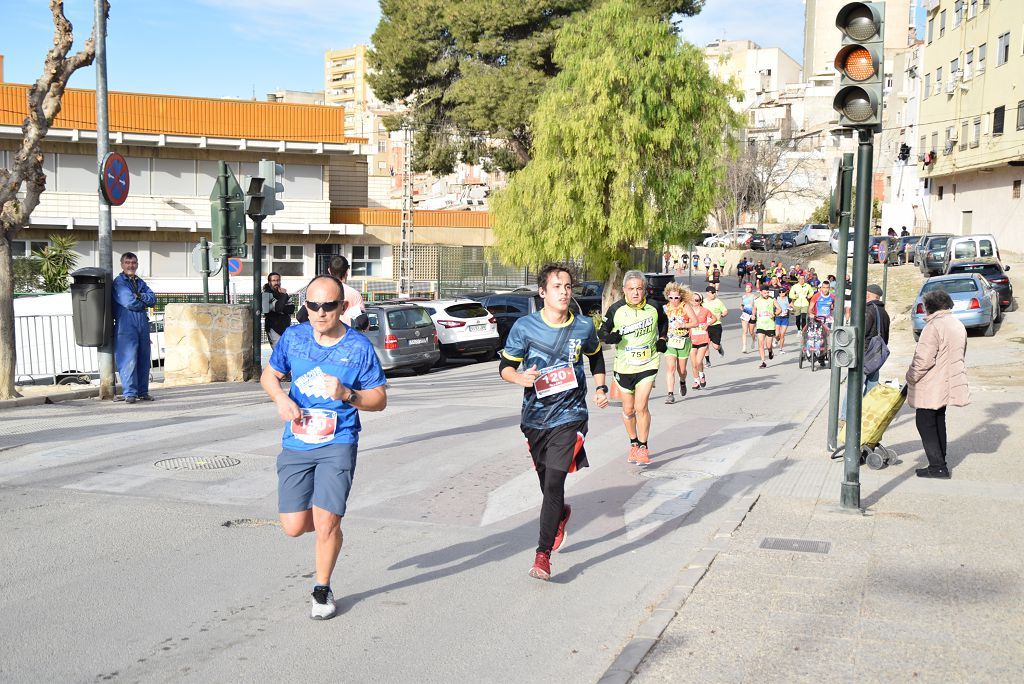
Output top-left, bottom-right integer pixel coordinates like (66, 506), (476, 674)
(946, 260), (1013, 309)
(574, 281), (604, 316)
(749, 234), (769, 251)
(479, 291), (582, 347)
(868, 236), (898, 263)
(777, 231), (797, 249)
(643, 273), (675, 309)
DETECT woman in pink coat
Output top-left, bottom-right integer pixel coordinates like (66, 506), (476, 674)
(906, 290), (970, 479)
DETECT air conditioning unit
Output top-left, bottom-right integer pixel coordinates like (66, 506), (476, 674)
(944, 140), (956, 155)
(917, 152), (926, 163)
(946, 78), (957, 94)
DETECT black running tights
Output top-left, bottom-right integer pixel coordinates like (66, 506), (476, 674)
(536, 466), (568, 554)
(915, 407), (948, 469)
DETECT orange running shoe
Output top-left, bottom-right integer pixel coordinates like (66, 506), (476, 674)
(635, 445), (650, 465)
(627, 444), (640, 463)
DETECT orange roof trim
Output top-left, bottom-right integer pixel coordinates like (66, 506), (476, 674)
(0, 83), (365, 144)
(332, 207), (492, 229)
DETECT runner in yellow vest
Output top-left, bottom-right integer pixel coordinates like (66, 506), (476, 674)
(754, 282), (782, 369)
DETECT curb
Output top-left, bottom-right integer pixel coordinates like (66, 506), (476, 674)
(597, 493), (760, 684)
(0, 384), (122, 410)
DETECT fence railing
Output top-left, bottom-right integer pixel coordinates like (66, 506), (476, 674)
(14, 313), (165, 386)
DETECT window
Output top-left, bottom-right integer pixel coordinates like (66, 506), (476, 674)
(953, 183), (957, 200)
(150, 242), (189, 277)
(979, 43), (987, 73)
(961, 121), (969, 150)
(998, 32), (1011, 66)
(152, 158), (197, 196)
(928, 17), (935, 43)
(938, 186), (944, 200)
(940, 10), (946, 37)
(951, 57), (960, 79)
(954, 1), (964, 28)
(377, 140), (387, 153)
(994, 105), (1006, 135)
(969, 0), (978, 20)
(269, 244), (304, 277)
(920, 135), (927, 156)
(1018, 101), (1024, 130)
(56, 154), (98, 193)
(972, 117), (981, 147)
(936, 67), (943, 95)
(979, 239), (994, 257)
(931, 131), (939, 152)
(1014, 180), (1022, 199)
(965, 50), (974, 80)
(9, 240), (49, 257)
(351, 245), (382, 276)
(924, 73), (931, 98)
(283, 164), (323, 200)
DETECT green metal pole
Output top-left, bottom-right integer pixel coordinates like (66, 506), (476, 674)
(842, 131), (874, 510)
(252, 215), (263, 376)
(200, 237), (210, 304)
(827, 153), (855, 451)
(219, 161), (231, 303)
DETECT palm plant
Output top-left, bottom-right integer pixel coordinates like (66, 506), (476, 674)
(32, 235), (78, 293)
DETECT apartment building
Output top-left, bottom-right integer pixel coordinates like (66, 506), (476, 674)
(880, 42), (927, 232)
(0, 82), (498, 294)
(703, 39), (802, 111)
(918, 0), (1024, 251)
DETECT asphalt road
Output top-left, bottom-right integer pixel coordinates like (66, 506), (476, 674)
(0, 277), (833, 683)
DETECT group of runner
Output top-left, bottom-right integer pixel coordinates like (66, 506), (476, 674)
(260, 258), (849, 602)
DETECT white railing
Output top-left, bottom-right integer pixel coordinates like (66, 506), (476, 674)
(14, 313), (165, 385)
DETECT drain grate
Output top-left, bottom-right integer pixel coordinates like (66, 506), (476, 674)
(154, 456), (241, 471)
(760, 537), (831, 554)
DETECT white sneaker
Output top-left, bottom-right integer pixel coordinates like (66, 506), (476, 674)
(310, 586), (336, 620)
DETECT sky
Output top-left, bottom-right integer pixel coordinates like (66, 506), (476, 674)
(0, 1), (925, 100)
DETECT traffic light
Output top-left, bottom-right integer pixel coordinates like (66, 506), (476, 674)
(832, 325), (859, 369)
(245, 176), (265, 217)
(833, 2), (885, 132)
(898, 143), (911, 161)
(258, 159), (284, 215)
(209, 161), (246, 250)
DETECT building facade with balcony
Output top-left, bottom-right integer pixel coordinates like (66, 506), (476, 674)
(918, 0), (1024, 252)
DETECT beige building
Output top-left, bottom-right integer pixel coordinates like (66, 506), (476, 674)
(703, 40), (802, 111)
(804, 0), (915, 78)
(324, 45), (376, 130)
(918, 0), (1024, 252)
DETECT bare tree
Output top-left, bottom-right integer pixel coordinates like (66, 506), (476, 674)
(744, 135), (826, 231)
(0, 1), (107, 399)
(712, 154), (756, 233)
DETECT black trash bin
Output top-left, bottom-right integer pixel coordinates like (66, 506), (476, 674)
(70, 267), (113, 347)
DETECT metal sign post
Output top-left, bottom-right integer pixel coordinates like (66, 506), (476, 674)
(827, 153), (854, 452)
(200, 238), (211, 303)
(94, 0), (115, 399)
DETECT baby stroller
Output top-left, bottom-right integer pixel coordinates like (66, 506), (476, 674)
(799, 316), (830, 371)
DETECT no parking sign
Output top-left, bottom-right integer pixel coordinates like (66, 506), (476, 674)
(227, 258), (243, 276)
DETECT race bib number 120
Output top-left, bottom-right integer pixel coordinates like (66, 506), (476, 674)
(534, 363), (579, 398)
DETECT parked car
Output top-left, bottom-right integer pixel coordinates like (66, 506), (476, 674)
(749, 233), (769, 251)
(897, 235), (922, 264)
(417, 299), (500, 364)
(776, 231), (797, 249)
(643, 273), (675, 310)
(911, 273), (1001, 339)
(829, 229), (856, 257)
(479, 292), (583, 347)
(868, 236), (898, 263)
(363, 302), (440, 374)
(945, 259), (1013, 309)
(701, 235), (722, 247)
(940, 234), (1001, 275)
(916, 233), (953, 276)
(573, 281), (604, 316)
(795, 223), (831, 245)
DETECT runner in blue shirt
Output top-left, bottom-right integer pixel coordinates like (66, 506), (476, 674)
(261, 275), (387, 620)
(500, 264), (608, 581)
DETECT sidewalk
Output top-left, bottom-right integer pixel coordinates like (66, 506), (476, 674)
(630, 292), (1024, 681)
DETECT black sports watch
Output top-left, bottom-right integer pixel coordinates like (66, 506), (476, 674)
(595, 384), (609, 393)
(344, 388), (359, 404)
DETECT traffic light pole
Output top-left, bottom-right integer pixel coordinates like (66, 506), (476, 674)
(218, 161), (231, 303)
(94, 0), (115, 400)
(251, 215), (265, 377)
(200, 237), (210, 304)
(827, 153), (855, 452)
(841, 130), (874, 510)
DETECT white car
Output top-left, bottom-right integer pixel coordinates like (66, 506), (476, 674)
(829, 229), (856, 257)
(795, 223), (832, 245)
(418, 299), (500, 364)
(701, 235), (722, 247)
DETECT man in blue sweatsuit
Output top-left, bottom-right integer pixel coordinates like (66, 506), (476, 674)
(112, 252), (157, 403)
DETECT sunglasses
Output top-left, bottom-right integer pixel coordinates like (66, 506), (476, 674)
(667, 295), (681, 300)
(305, 300), (342, 312)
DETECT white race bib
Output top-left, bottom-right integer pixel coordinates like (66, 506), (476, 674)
(534, 363), (579, 398)
(292, 408), (338, 444)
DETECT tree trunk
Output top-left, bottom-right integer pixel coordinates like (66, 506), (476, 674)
(757, 206), (766, 231)
(0, 236), (20, 399)
(603, 260), (624, 315)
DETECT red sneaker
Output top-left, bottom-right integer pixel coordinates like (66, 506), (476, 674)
(627, 444), (640, 463)
(529, 551), (551, 580)
(635, 445), (650, 465)
(552, 505), (572, 552)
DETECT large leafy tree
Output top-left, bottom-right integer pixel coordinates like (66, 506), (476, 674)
(490, 0), (740, 306)
(0, 1), (106, 399)
(369, 0), (705, 174)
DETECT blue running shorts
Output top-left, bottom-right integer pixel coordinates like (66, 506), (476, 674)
(277, 443), (357, 516)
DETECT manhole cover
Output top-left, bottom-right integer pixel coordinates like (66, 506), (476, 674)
(221, 518), (279, 528)
(760, 537), (831, 554)
(154, 456), (241, 471)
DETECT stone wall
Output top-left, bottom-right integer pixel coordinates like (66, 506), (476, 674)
(163, 304), (252, 386)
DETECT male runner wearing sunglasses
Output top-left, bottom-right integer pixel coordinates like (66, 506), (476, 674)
(261, 275), (387, 619)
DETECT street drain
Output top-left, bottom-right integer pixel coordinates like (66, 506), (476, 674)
(760, 537), (831, 554)
(221, 518), (279, 528)
(154, 456), (241, 471)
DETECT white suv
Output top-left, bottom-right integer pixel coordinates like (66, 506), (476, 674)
(795, 223), (832, 245)
(419, 299), (500, 364)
